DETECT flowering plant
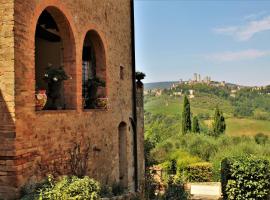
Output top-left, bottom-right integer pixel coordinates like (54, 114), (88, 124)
(43, 65), (70, 83)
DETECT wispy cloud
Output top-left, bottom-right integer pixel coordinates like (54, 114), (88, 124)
(243, 11), (267, 21)
(214, 15), (270, 41)
(205, 49), (270, 62)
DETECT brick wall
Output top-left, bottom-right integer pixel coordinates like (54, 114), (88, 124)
(0, 0), (144, 199)
(0, 0), (18, 199)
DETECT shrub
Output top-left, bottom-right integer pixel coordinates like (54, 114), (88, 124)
(111, 182), (125, 196)
(21, 175), (100, 200)
(161, 176), (189, 200)
(221, 156), (270, 200)
(185, 162), (213, 182)
(254, 133), (269, 145)
(100, 184), (113, 198)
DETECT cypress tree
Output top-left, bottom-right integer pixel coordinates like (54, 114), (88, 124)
(212, 106), (226, 136)
(182, 95), (191, 134)
(192, 116), (200, 133)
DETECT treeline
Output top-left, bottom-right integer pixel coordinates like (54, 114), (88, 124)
(167, 83), (270, 120)
(232, 88), (270, 119)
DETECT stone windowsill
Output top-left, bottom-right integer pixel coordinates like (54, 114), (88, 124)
(35, 109), (77, 114)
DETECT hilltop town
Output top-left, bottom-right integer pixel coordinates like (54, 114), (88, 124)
(145, 73), (270, 98)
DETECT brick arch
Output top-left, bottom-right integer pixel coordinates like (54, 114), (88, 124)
(81, 28), (108, 109)
(30, 2), (79, 110)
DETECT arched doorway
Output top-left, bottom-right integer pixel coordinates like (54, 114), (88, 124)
(118, 122), (128, 188)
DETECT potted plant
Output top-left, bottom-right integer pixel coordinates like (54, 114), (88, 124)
(135, 71), (146, 87)
(43, 65), (70, 109)
(85, 77), (106, 109)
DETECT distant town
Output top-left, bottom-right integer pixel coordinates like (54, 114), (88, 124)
(144, 73), (270, 98)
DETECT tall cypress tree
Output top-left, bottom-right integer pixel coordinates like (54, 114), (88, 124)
(192, 116), (200, 133)
(212, 106), (226, 136)
(182, 95), (191, 134)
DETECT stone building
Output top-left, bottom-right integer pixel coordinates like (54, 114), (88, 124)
(0, 0), (144, 199)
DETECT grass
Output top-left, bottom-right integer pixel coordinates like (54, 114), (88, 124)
(226, 118), (270, 136)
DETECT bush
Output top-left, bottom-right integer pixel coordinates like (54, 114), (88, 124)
(255, 133), (269, 145)
(186, 162), (213, 182)
(21, 175), (100, 200)
(162, 176), (189, 200)
(221, 156), (270, 200)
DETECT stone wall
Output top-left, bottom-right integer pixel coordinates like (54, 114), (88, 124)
(136, 82), (145, 191)
(0, 0), (144, 199)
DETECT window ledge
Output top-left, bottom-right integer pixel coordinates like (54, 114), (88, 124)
(35, 109), (77, 114)
(83, 108), (109, 112)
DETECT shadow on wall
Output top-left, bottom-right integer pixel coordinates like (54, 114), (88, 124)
(0, 89), (17, 198)
(0, 89), (16, 145)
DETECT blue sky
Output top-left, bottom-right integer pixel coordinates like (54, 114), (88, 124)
(134, 0), (270, 86)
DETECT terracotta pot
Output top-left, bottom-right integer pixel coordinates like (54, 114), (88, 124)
(96, 98), (108, 109)
(35, 90), (47, 111)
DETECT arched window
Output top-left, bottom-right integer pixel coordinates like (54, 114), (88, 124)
(35, 7), (76, 111)
(82, 30), (106, 109)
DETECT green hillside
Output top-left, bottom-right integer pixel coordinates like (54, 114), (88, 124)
(145, 90), (270, 136)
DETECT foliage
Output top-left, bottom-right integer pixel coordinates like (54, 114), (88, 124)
(144, 170), (158, 200)
(99, 184), (113, 198)
(192, 116), (200, 133)
(231, 88), (270, 118)
(85, 77), (106, 109)
(145, 112), (180, 145)
(111, 182), (125, 196)
(144, 88), (270, 184)
(186, 162), (213, 182)
(161, 176), (189, 200)
(212, 106), (226, 136)
(21, 175), (100, 200)
(44, 65), (69, 83)
(135, 71), (146, 82)
(145, 139), (157, 168)
(169, 159), (177, 175)
(254, 132), (269, 145)
(221, 156), (270, 200)
(182, 95), (191, 134)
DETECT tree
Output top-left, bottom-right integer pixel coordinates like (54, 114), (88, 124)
(212, 106), (226, 136)
(192, 116), (200, 133)
(182, 95), (191, 134)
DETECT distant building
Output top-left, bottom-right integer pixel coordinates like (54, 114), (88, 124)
(189, 89), (195, 98)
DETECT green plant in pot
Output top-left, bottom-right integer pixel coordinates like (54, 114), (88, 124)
(85, 77), (106, 109)
(43, 65), (70, 109)
(135, 71), (146, 87)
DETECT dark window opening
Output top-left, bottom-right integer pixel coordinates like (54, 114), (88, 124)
(35, 8), (76, 111)
(82, 31), (107, 109)
(120, 66), (124, 80)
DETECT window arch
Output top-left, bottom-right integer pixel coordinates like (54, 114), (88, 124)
(35, 7), (76, 111)
(82, 30), (106, 109)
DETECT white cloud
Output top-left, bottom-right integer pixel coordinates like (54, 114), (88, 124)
(214, 15), (270, 41)
(205, 49), (270, 62)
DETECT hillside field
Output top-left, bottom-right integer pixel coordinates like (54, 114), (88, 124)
(145, 94), (270, 136)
